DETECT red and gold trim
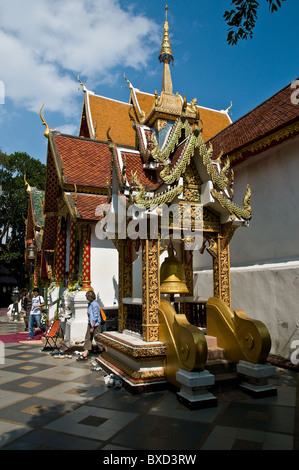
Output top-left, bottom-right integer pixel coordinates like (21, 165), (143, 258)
(68, 221), (76, 284)
(55, 218), (67, 286)
(81, 224), (93, 291)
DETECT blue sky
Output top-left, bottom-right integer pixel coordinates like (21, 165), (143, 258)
(0, 0), (298, 165)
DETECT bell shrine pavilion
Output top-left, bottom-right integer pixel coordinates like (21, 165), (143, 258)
(27, 7), (278, 407)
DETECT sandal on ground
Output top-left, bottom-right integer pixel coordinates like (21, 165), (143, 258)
(98, 347), (108, 356)
(76, 355), (88, 361)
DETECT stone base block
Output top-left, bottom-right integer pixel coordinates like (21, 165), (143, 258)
(238, 382), (278, 398)
(237, 360), (277, 398)
(176, 369), (218, 410)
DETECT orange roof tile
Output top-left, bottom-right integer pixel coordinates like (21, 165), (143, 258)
(88, 94), (136, 147)
(86, 90), (231, 150)
(52, 134), (111, 190)
(198, 106), (231, 142)
(134, 91), (155, 118)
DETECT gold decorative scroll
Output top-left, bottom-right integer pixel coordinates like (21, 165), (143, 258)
(118, 239), (133, 332)
(142, 239), (160, 342)
(212, 224), (232, 308)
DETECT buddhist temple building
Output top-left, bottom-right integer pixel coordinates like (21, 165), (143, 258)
(28, 7), (290, 407)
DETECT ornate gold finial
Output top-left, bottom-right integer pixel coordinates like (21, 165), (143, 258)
(124, 73), (133, 91)
(106, 126), (116, 149)
(106, 126), (112, 143)
(159, 5), (173, 65)
(24, 173), (31, 194)
(226, 101), (233, 114)
(77, 74), (87, 93)
(128, 105), (135, 122)
(39, 104), (50, 138)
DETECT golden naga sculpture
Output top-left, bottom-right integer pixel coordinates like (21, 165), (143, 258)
(159, 299), (208, 387)
(211, 184), (252, 220)
(39, 104), (50, 138)
(24, 173), (31, 194)
(129, 170), (183, 209)
(206, 297), (271, 364)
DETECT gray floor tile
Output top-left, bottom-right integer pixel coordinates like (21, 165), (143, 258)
(45, 405), (138, 441)
(0, 375), (62, 395)
(0, 395), (78, 427)
(2, 428), (100, 450)
(0, 419), (32, 448)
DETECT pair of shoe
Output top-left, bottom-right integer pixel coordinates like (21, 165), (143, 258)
(76, 355), (88, 361)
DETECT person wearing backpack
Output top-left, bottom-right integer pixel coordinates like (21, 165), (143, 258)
(77, 290), (107, 361)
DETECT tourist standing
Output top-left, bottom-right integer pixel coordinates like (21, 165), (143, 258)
(28, 288), (45, 340)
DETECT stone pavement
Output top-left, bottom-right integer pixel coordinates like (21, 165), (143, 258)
(0, 316), (298, 452)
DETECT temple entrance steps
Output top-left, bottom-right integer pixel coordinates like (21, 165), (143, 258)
(205, 335), (240, 393)
(206, 335), (225, 360)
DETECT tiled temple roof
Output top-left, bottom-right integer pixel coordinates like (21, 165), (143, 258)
(52, 133), (111, 191)
(208, 79), (299, 164)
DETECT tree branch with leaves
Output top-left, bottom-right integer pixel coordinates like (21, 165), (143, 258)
(224, 0), (286, 45)
(0, 151), (46, 284)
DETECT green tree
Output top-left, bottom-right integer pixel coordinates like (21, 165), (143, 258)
(0, 151), (46, 284)
(224, 0), (286, 45)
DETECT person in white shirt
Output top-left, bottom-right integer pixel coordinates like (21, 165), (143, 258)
(29, 288), (45, 340)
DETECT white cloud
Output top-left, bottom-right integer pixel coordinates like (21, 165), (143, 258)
(55, 124), (79, 136)
(0, 0), (159, 116)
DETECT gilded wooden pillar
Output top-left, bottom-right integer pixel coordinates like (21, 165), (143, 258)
(212, 223), (236, 308)
(183, 247), (193, 296)
(81, 224), (92, 291)
(118, 239), (133, 332)
(68, 220), (76, 284)
(55, 218), (67, 286)
(33, 258), (39, 288)
(180, 246), (193, 316)
(142, 239), (160, 342)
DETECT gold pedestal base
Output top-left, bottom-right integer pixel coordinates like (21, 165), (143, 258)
(96, 331), (168, 393)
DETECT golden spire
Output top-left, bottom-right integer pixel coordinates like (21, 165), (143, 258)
(159, 6), (173, 95)
(158, 6), (173, 65)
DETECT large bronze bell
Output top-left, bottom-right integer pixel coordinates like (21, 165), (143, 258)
(160, 242), (189, 295)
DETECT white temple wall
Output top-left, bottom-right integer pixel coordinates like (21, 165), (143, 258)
(194, 135), (299, 360)
(90, 227), (118, 308)
(230, 135), (299, 267)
